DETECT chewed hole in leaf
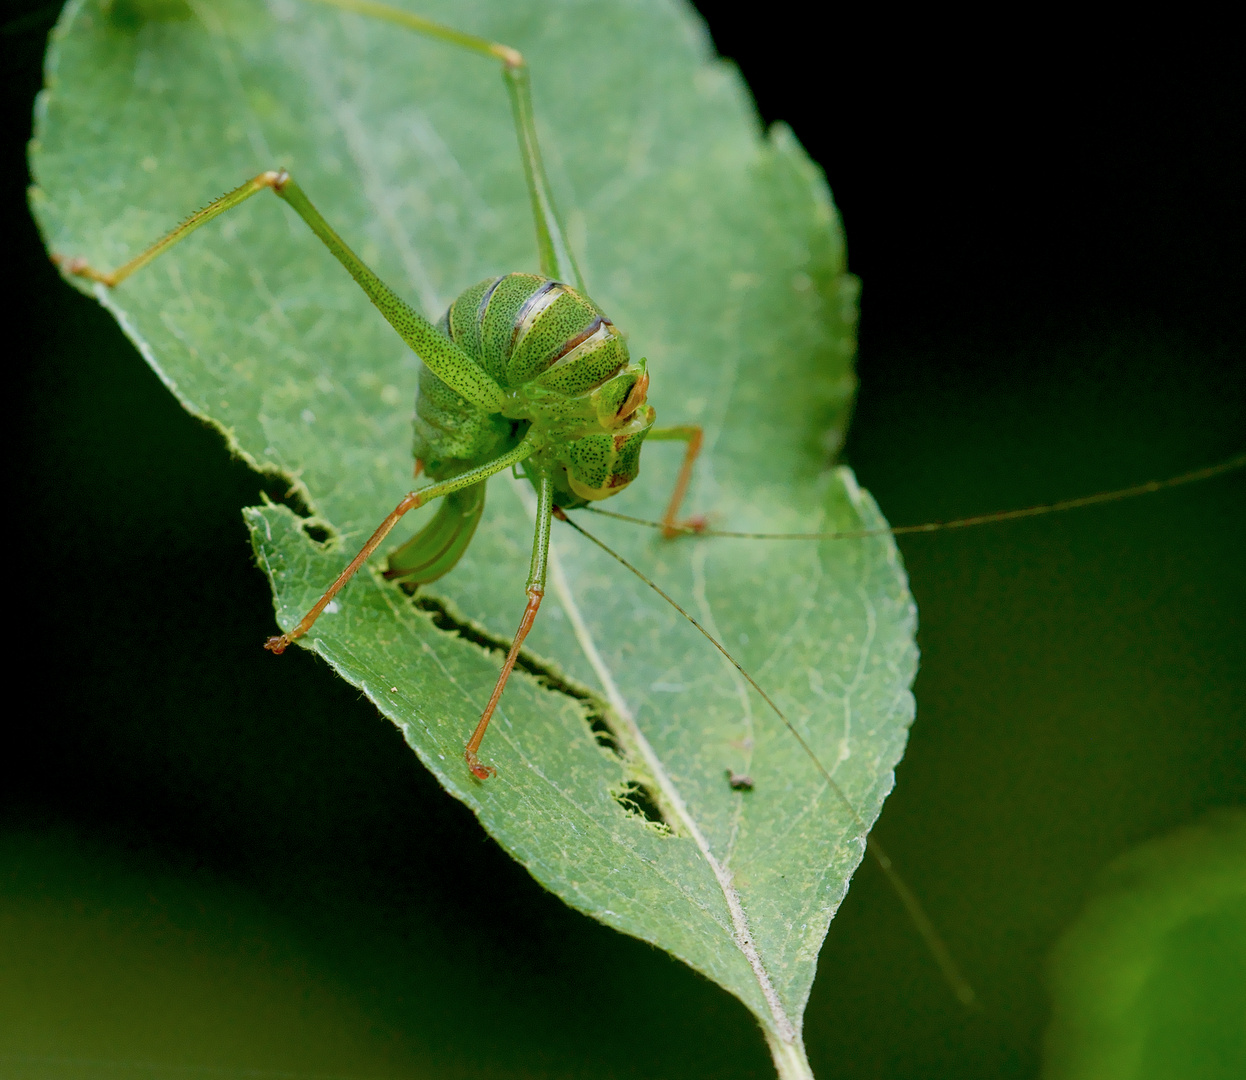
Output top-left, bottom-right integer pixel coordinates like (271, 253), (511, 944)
(257, 469), (316, 521)
(612, 780), (670, 832)
(586, 712), (624, 758)
(408, 592), (670, 827)
(301, 521), (332, 544)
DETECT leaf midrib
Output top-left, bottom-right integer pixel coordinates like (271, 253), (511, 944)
(543, 503), (798, 1043)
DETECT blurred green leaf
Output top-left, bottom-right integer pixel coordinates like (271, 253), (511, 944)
(30, 0), (917, 1066)
(1045, 810), (1246, 1080)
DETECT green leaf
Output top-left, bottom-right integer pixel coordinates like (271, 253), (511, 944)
(29, 0), (917, 1069)
(1044, 810), (1246, 1080)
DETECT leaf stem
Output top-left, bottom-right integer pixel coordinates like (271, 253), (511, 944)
(765, 1030), (815, 1080)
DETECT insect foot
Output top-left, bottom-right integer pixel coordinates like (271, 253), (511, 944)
(667, 513), (709, 538)
(263, 634), (292, 655)
(51, 251), (115, 286)
(464, 750), (497, 781)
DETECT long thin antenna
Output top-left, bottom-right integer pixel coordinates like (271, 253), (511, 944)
(586, 452), (1246, 540)
(554, 509), (978, 1008)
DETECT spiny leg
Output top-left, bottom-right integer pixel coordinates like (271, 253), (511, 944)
(303, 0), (583, 289)
(56, 169), (505, 412)
(54, 171), (283, 286)
(463, 471), (555, 780)
(646, 425), (705, 538)
(267, 436), (538, 653)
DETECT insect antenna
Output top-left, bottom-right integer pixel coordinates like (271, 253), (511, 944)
(553, 508), (978, 1008)
(584, 451), (1246, 539)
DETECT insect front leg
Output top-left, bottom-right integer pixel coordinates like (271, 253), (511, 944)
(462, 471), (555, 780)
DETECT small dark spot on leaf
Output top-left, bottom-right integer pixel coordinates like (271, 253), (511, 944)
(727, 770), (754, 791)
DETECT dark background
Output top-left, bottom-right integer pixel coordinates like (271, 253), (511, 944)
(4, 3), (1244, 1077)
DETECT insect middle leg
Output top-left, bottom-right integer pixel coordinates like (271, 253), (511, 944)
(646, 425), (706, 537)
(265, 437), (538, 655)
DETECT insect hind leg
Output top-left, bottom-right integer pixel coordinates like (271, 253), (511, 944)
(302, 0), (583, 289)
(55, 163), (506, 413)
(54, 170), (287, 287)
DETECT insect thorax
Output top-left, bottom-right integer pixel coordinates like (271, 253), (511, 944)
(414, 273), (654, 506)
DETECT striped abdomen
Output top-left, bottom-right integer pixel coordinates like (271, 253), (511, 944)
(447, 273), (629, 394)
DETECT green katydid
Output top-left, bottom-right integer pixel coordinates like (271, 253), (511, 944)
(31, 0), (1246, 1071)
(37, 2), (951, 1064)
